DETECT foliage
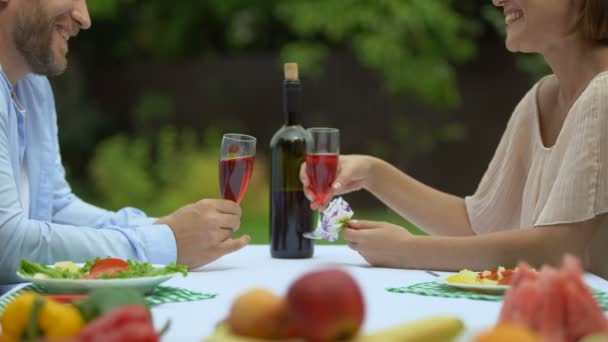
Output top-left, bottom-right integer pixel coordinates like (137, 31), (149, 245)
(55, 1), (529, 232)
(277, 1), (480, 107)
(64, 1), (487, 208)
(89, 125), (269, 218)
(86, 93), (268, 216)
(80, 0), (481, 108)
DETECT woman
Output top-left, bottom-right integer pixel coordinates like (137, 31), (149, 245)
(301, 0), (608, 278)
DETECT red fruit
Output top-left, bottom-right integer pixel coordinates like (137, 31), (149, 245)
(498, 255), (608, 342)
(286, 269), (365, 342)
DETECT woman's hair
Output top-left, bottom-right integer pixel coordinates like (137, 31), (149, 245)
(576, 0), (608, 44)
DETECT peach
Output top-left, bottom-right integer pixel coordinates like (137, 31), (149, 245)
(227, 288), (288, 340)
(286, 268), (365, 342)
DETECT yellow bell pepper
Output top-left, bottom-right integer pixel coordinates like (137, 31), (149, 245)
(0, 291), (85, 340)
(38, 298), (85, 338)
(0, 292), (37, 338)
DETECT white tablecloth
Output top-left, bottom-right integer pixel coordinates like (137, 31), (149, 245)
(151, 245), (608, 341)
(2, 245), (607, 341)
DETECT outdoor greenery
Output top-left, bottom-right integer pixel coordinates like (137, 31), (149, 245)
(52, 1), (549, 242)
(79, 0), (484, 106)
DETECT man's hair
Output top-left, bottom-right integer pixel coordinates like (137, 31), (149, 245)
(576, 0), (608, 44)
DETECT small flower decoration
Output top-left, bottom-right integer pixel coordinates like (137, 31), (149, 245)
(304, 197), (354, 242)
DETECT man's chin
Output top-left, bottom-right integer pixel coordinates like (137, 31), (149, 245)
(33, 58), (68, 76)
(32, 66), (67, 77)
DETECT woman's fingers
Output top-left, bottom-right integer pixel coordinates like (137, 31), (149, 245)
(343, 227), (364, 243)
(348, 220), (380, 230)
(299, 162), (310, 187)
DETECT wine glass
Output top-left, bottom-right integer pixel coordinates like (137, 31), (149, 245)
(303, 128), (339, 238)
(219, 133), (256, 203)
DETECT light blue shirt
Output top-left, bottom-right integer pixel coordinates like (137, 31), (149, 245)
(0, 68), (177, 284)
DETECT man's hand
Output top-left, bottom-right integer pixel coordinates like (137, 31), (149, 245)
(156, 199), (250, 269)
(343, 220), (412, 268)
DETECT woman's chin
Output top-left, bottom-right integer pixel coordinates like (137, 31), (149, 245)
(505, 38), (530, 53)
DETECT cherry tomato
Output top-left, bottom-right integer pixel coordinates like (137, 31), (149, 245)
(86, 258), (129, 279)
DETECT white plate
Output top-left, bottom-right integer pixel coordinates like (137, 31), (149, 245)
(438, 277), (509, 294)
(17, 264), (182, 294)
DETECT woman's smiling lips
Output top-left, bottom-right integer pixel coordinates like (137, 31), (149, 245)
(505, 10), (524, 25)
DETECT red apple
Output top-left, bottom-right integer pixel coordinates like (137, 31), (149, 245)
(286, 268), (365, 341)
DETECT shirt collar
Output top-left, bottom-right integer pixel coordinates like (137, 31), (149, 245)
(0, 64), (27, 114)
(0, 64), (14, 93)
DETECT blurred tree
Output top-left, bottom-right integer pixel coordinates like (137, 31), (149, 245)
(78, 0), (482, 108)
(58, 0), (551, 223)
(89, 123), (269, 218)
(46, 0), (561, 239)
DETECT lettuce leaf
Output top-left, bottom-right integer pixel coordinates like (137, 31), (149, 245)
(18, 260), (83, 279)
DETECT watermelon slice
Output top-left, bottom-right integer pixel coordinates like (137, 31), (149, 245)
(496, 255), (608, 342)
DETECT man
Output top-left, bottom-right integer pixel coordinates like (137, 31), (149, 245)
(0, 0), (250, 284)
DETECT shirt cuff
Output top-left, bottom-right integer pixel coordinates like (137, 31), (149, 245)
(140, 224), (177, 264)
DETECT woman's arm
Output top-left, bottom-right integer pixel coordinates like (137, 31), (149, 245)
(365, 158), (474, 236)
(301, 155), (472, 236)
(344, 215), (603, 275)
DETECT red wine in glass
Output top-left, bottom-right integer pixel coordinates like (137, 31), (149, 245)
(219, 133), (256, 203)
(302, 128), (339, 241)
(219, 156), (255, 203)
(306, 153), (338, 203)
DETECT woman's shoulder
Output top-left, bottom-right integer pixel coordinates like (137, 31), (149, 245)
(535, 74), (559, 109)
(501, 76), (549, 133)
(573, 71), (608, 126)
(589, 72), (608, 137)
(586, 71), (608, 102)
(510, 75), (551, 114)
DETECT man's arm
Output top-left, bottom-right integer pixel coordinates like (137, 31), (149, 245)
(0, 111), (175, 285)
(50, 156), (158, 229)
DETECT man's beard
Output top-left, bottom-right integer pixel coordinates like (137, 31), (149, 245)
(13, 3), (66, 76)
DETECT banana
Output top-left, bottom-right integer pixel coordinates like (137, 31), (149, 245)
(207, 317), (464, 342)
(579, 334), (608, 342)
(205, 324), (304, 342)
(357, 316), (464, 342)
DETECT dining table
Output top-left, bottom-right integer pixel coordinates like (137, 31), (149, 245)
(3, 245), (608, 341)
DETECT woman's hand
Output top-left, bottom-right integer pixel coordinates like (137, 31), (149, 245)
(300, 155), (378, 210)
(343, 219), (413, 268)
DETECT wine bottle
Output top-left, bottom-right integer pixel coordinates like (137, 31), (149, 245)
(269, 63), (314, 258)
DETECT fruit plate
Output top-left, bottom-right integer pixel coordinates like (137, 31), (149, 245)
(16, 264), (181, 294)
(438, 277), (509, 294)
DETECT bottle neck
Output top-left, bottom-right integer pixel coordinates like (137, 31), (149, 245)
(283, 80), (301, 126)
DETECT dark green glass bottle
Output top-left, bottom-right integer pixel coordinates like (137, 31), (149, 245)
(269, 63), (314, 258)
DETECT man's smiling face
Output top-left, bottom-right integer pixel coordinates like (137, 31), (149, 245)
(13, 0), (90, 76)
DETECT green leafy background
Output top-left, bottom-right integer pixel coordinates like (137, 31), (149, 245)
(52, 0), (548, 243)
